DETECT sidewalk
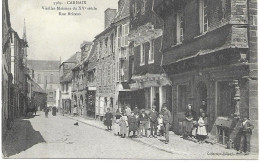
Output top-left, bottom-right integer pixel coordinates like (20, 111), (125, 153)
(64, 113), (258, 159)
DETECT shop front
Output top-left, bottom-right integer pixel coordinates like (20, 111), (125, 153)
(164, 55), (251, 149)
(130, 73), (172, 112)
(86, 86), (96, 118)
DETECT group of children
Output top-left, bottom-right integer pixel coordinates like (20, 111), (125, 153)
(104, 105), (165, 139)
(182, 103), (210, 143)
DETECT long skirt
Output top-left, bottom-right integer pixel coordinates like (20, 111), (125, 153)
(114, 119), (120, 134)
(184, 120), (193, 133)
(197, 126), (207, 136)
(104, 119), (112, 127)
(120, 122), (127, 135)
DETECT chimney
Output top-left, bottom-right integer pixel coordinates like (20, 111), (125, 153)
(104, 8), (117, 29)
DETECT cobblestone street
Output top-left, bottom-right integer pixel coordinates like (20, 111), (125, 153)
(2, 112), (258, 159)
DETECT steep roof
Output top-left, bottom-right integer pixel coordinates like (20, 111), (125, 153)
(80, 41), (93, 49)
(87, 42), (97, 71)
(60, 71), (73, 83)
(28, 60), (60, 71)
(32, 80), (46, 94)
(65, 53), (77, 63)
(113, 0), (130, 23)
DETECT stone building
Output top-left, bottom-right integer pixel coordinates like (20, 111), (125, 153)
(94, 8), (117, 120)
(71, 42), (93, 117)
(154, 0), (257, 151)
(10, 28), (29, 117)
(31, 79), (47, 111)
(113, 0), (132, 111)
(83, 42), (97, 118)
(128, 0), (172, 112)
(59, 53), (77, 113)
(2, 0), (30, 137)
(2, 0), (12, 137)
(27, 60), (60, 107)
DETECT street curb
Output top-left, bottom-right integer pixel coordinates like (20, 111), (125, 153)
(63, 115), (185, 155)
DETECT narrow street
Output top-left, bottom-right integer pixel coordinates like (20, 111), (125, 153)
(3, 112), (176, 159)
(3, 111), (257, 159)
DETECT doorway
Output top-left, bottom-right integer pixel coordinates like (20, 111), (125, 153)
(217, 81), (235, 117)
(196, 82), (207, 114)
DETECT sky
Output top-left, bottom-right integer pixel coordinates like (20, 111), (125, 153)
(8, 0), (118, 62)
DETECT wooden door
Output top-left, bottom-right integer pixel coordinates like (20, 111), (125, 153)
(218, 82), (235, 117)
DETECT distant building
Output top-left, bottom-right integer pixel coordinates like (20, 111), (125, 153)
(31, 79), (47, 111)
(59, 53), (77, 113)
(71, 41), (93, 117)
(27, 60), (60, 107)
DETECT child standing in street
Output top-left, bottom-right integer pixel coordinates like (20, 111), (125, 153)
(197, 112), (208, 143)
(157, 114), (164, 137)
(119, 112), (128, 138)
(104, 108), (113, 131)
(135, 112), (141, 138)
(114, 109), (121, 136)
(237, 117), (254, 155)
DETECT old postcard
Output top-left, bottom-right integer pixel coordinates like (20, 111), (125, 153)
(2, 0), (258, 159)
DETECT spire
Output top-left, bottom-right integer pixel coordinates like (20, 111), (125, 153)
(23, 18), (27, 41)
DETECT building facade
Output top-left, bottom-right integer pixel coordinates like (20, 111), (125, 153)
(71, 42), (93, 117)
(2, 0), (30, 138)
(84, 44), (97, 118)
(31, 79), (47, 111)
(27, 60), (60, 107)
(2, 0), (12, 137)
(10, 28), (29, 117)
(60, 53), (77, 114)
(113, 0), (132, 111)
(95, 8), (117, 120)
(154, 0), (258, 151)
(128, 0), (172, 112)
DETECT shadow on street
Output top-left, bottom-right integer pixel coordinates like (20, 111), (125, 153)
(2, 117), (46, 157)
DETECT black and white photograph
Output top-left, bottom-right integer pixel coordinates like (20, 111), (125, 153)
(2, 0), (258, 159)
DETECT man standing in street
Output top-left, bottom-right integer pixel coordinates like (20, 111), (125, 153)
(139, 109), (149, 137)
(160, 103), (172, 144)
(149, 105), (158, 138)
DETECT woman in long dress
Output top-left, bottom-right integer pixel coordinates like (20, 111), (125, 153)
(114, 109), (121, 136)
(128, 112), (138, 137)
(197, 112), (208, 143)
(104, 108), (113, 130)
(183, 104), (196, 139)
(119, 112), (128, 138)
